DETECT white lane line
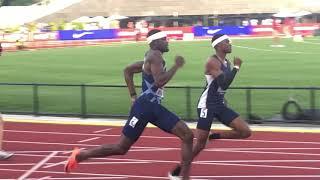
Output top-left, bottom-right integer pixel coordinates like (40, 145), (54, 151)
(6, 140), (182, 151)
(46, 177), (126, 179)
(10, 153), (320, 165)
(0, 168), (168, 179)
(43, 177), (126, 179)
(207, 147), (320, 150)
(130, 147), (177, 152)
(6, 139), (320, 151)
(2, 167), (320, 179)
(44, 161), (149, 169)
(42, 160), (67, 169)
(11, 150), (65, 153)
(10, 147), (320, 154)
(94, 128), (113, 133)
(206, 149), (320, 156)
(5, 129), (177, 139)
(8, 159), (320, 169)
(196, 162), (320, 170)
(6, 129), (320, 145)
(0, 163), (37, 166)
(78, 137), (100, 143)
(44, 148), (87, 168)
(6, 140), (99, 148)
(199, 159), (320, 163)
(219, 138), (320, 145)
(5, 130), (113, 138)
(62, 148), (85, 155)
(192, 175), (320, 178)
(17, 151), (58, 180)
(55, 158), (320, 167)
(35, 176), (51, 180)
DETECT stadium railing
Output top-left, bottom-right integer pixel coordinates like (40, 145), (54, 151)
(0, 83), (319, 124)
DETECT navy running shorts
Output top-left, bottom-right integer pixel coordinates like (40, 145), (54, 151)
(196, 106), (239, 131)
(122, 96), (180, 141)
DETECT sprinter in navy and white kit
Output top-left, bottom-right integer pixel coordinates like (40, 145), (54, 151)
(65, 29), (193, 180)
(169, 34), (252, 179)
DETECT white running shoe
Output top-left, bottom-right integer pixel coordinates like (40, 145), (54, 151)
(168, 172), (181, 180)
(0, 150), (13, 160)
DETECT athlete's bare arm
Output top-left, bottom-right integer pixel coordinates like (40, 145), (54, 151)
(124, 61), (144, 102)
(206, 56), (223, 78)
(146, 50), (184, 87)
(207, 56), (242, 90)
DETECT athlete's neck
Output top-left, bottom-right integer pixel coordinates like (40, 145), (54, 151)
(215, 51), (226, 62)
(150, 47), (164, 54)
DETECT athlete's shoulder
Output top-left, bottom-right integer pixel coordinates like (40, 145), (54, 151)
(145, 50), (163, 63)
(206, 55), (221, 68)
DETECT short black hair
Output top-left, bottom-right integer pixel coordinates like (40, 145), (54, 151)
(147, 29), (161, 38)
(211, 34), (225, 44)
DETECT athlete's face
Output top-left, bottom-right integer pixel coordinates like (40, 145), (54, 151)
(156, 37), (169, 52)
(221, 39), (232, 53)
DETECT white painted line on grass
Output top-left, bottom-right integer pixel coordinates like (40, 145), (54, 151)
(233, 44), (320, 54)
(302, 41), (320, 45)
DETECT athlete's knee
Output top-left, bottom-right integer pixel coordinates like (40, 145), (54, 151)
(117, 146), (130, 155)
(230, 118), (252, 139)
(173, 121), (194, 143)
(180, 128), (194, 143)
(116, 144), (130, 155)
(238, 128), (251, 139)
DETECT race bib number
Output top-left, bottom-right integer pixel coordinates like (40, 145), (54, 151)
(200, 108), (208, 118)
(129, 116), (139, 128)
(155, 88), (164, 98)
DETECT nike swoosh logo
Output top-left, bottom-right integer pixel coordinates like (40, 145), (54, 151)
(207, 29), (221, 34)
(72, 32), (94, 38)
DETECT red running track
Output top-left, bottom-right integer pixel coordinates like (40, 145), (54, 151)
(1, 121), (320, 180)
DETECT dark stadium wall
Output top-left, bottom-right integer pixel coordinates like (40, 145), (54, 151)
(1, 0), (41, 6)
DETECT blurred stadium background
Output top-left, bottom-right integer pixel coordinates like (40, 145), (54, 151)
(0, 0), (319, 123)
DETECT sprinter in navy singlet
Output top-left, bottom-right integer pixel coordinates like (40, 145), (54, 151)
(65, 29), (193, 180)
(169, 34), (252, 178)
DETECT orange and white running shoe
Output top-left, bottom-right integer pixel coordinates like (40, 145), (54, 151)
(64, 147), (80, 173)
